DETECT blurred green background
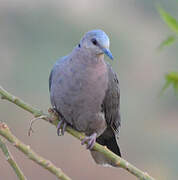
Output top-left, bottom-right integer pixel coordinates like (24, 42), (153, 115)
(0, 0), (178, 179)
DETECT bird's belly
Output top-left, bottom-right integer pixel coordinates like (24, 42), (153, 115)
(51, 62), (108, 135)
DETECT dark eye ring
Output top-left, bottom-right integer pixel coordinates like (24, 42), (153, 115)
(91, 38), (97, 45)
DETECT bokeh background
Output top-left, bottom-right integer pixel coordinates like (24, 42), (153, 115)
(0, 0), (178, 179)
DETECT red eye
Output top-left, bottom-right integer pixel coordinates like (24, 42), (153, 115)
(91, 39), (97, 45)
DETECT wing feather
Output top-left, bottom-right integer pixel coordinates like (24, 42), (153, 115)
(102, 64), (121, 134)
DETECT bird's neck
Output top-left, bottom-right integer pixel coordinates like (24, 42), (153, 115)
(74, 46), (105, 65)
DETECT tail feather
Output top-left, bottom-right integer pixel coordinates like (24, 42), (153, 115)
(90, 127), (121, 167)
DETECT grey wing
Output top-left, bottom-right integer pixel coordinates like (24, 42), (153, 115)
(49, 69), (53, 92)
(102, 64), (121, 134)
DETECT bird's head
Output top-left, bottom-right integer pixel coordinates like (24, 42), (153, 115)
(80, 29), (113, 60)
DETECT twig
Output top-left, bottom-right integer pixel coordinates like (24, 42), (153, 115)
(0, 86), (156, 180)
(0, 123), (71, 180)
(28, 115), (46, 136)
(0, 86), (43, 117)
(0, 137), (27, 180)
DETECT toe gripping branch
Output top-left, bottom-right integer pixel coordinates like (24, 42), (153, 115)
(81, 132), (97, 150)
(49, 108), (68, 136)
(57, 119), (67, 136)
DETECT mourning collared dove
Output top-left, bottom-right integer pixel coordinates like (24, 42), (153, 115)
(49, 30), (121, 167)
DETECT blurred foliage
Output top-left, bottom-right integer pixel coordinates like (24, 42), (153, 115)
(158, 7), (178, 95)
(161, 72), (178, 95)
(158, 7), (178, 49)
(158, 7), (178, 34)
(158, 35), (176, 50)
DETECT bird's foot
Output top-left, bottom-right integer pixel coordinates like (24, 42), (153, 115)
(81, 133), (97, 150)
(48, 107), (68, 136)
(57, 118), (67, 136)
(48, 107), (59, 123)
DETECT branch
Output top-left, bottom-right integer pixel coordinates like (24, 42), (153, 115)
(0, 137), (27, 180)
(0, 86), (156, 180)
(0, 123), (71, 180)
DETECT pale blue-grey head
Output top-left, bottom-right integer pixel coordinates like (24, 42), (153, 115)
(80, 29), (113, 60)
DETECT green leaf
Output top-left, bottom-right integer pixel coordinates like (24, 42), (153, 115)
(160, 79), (172, 96)
(161, 72), (178, 95)
(158, 35), (176, 50)
(158, 7), (178, 34)
(173, 82), (178, 95)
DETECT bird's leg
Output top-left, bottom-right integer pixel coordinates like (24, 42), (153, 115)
(48, 107), (68, 136)
(81, 132), (97, 150)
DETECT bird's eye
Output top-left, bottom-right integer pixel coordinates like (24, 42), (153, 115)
(91, 38), (97, 45)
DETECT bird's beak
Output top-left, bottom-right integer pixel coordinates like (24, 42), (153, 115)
(102, 48), (114, 60)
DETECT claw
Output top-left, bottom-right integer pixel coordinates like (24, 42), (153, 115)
(81, 133), (97, 150)
(49, 107), (67, 136)
(57, 120), (63, 136)
(57, 119), (67, 136)
(62, 122), (67, 135)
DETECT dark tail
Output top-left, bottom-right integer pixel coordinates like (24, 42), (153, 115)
(90, 127), (121, 167)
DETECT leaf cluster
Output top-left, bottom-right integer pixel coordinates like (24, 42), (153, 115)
(158, 7), (178, 95)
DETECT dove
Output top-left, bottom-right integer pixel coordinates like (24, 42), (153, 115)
(49, 30), (121, 166)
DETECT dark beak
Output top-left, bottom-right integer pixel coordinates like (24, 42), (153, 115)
(102, 48), (114, 60)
